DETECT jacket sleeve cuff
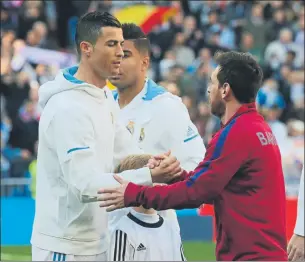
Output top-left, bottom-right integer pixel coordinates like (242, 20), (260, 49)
(120, 167), (152, 186)
(124, 182), (144, 207)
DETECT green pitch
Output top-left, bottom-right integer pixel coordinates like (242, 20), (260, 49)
(1, 242), (216, 261)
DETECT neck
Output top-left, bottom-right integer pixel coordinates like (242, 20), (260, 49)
(74, 62), (107, 88)
(133, 206), (156, 215)
(118, 77), (146, 108)
(221, 100), (242, 125)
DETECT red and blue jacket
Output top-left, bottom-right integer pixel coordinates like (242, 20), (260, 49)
(125, 103), (287, 261)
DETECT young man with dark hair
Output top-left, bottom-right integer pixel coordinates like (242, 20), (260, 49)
(31, 12), (181, 261)
(107, 23), (206, 232)
(99, 51), (288, 261)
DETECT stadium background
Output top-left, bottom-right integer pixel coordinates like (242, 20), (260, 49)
(1, 0), (304, 260)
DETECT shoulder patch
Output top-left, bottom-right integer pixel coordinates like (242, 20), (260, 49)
(184, 125), (199, 143)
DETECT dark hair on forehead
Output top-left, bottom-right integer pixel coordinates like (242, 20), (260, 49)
(122, 23), (150, 54)
(75, 11), (121, 54)
(214, 51), (263, 104)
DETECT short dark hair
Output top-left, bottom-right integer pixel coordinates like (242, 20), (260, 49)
(121, 23), (150, 54)
(75, 11), (121, 54)
(214, 51), (263, 103)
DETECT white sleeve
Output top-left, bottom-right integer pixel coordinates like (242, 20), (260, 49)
(160, 98), (206, 171)
(113, 120), (143, 168)
(294, 167), (304, 236)
(51, 108), (152, 202)
(108, 229), (136, 261)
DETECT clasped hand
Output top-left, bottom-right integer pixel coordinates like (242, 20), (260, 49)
(97, 151), (182, 211)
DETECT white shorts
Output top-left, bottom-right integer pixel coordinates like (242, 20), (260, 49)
(32, 246), (107, 261)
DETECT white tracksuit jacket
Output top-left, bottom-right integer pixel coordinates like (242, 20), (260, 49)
(31, 66), (152, 255)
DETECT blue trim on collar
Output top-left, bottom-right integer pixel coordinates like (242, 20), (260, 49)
(63, 65), (84, 84)
(142, 79), (167, 101)
(111, 79), (167, 101)
(112, 90), (119, 101)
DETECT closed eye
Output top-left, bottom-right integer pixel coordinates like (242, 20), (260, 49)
(107, 40), (124, 47)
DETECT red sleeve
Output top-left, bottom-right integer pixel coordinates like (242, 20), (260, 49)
(124, 121), (249, 210)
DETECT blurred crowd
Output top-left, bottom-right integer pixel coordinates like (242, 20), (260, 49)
(1, 0), (304, 197)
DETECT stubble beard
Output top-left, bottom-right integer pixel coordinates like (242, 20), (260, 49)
(211, 100), (226, 119)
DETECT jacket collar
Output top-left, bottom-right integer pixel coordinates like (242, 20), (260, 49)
(113, 78), (167, 102)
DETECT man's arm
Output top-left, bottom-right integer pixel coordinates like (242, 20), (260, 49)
(294, 167), (304, 236)
(160, 97), (206, 172)
(124, 123), (249, 210)
(52, 108), (152, 203)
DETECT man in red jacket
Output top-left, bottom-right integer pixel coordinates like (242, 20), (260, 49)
(98, 51), (288, 261)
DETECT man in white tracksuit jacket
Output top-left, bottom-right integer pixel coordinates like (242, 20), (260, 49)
(31, 12), (180, 261)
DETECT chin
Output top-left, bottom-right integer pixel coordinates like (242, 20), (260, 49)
(110, 69), (120, 77)
(211, 104), (225, 119)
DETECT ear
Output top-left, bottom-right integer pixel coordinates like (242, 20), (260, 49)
(79, 41), (93, 57)
(221, 82), (231, 99)
(141, 56), (150, 71)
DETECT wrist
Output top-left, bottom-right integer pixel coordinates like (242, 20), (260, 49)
(125, 182), (143, 207)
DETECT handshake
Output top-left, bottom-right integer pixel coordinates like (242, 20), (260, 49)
(97, 151), (183, 212)
(144, 150), (183, 184)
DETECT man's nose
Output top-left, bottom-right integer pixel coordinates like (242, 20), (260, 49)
(116, 45), (124, 58)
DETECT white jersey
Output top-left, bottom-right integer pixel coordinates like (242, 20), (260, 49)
(108, 209), (186, 261)
(108, 78), (206, 232)
(31, 66), (153, 256)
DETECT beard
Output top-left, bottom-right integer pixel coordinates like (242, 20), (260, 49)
(210, 99), (226, 119)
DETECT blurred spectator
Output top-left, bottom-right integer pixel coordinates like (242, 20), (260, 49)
(159, 50), (177, 79)
(32, 21), (57, 49)
(265, 7), (289, 43)
(263, 105), (288, 153)
(191, 47), (216, 71)
(180, 62), (210, 103)
(8, 97), (39, 155)
(293, 9), (304, 46)
(239, 32), (263, 63)
(1, 4), (17, 31)
(2, 71), (31, 121)
(243, 3), (267, 56)
(160, 81), (181, 97)
(282, 119), (304, 196)
(202, 10), (222, 44)
(224, 1), (251, 47)
(194, 101), (221, 145)
(171, 32), (195, 68)
(256, 78), (286, 110)
(17, 0), (46, 40)
(264, 28), (304, 70)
